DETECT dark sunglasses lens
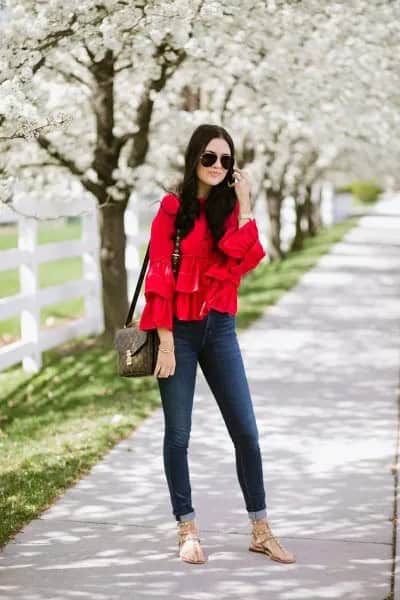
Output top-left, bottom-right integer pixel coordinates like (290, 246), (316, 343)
(221, 156), (233, 170)
(200, 152), (217, 167)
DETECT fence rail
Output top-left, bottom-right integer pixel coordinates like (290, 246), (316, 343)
(0, 204), (104, 373)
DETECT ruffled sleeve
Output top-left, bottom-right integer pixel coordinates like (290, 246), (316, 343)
(217, 201), (260, 258)
(138, 194), (180, 332)
(217, 200), (267, 276)
(228, 240), (266, 278)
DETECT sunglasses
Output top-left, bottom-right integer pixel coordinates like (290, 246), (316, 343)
(199, 151), (234, 171)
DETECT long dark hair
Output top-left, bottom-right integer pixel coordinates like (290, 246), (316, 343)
(164, 123), (237, 250)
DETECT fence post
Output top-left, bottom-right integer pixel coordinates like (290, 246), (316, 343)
(82, 202), (104, 335)
(18, 215), (41, 372)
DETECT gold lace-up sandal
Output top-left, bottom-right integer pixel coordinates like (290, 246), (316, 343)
(249, 518), (296, 563)
(177, 519), (207, 564)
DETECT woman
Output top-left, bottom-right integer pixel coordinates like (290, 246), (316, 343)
(138, 124), (296, 565)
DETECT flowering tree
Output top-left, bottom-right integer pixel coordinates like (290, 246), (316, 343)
(1, 1), (215, 337)
(1, 0), (399, 335)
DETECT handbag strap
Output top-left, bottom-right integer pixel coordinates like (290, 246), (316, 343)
(124, 229), (181, 328)
(124, 241), (151, 327)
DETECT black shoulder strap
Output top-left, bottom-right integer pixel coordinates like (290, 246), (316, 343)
(124, 241), (150, 327)
(124, 204), (180, 328)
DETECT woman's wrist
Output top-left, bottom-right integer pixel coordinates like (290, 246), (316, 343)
(158, 340), (175, 353)
(157, 327), (174, 345)
(239, 212), (254, 223)
(238, 196), (253, 219)
(238, 190), (251, 208)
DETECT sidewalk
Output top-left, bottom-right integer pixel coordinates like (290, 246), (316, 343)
(1, 196), (399, 600)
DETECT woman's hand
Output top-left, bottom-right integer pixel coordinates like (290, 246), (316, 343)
(230, 167), (252, 209)
(154, 345), (176, 378)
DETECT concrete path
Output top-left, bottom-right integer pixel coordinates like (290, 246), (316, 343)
(1, 195), (399, 600)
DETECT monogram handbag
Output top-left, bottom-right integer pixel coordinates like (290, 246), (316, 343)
(114, 228), (181, 377)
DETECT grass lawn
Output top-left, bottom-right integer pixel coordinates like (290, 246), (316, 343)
(0, 216), (358, 547)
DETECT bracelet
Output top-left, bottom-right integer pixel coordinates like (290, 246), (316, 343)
(239, 212), (253, 219)
(159, 345), (174, 353)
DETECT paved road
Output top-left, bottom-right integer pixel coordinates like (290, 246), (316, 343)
(1, 195), (399, 600)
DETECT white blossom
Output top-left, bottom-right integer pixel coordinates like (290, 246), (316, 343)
(0, 0), (398, 219)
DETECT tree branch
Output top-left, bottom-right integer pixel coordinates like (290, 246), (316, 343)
(36, 134), (103, 199)
(13, 14), (79, 77)
(17, 161), (61, 169)
(114, 62), (133, 74)
(45, 63), (93, 90)
(36, 134), (83, 177)
(0, 117), (70, 141)
(113, 132), (136, 157)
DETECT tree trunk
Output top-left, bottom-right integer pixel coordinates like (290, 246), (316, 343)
(88, 49), (129, 342)
(98, 202), (129, 342)
(266, 190), (284, 260)
(304, 185), (315, 236)
(291, 195), (306, 251)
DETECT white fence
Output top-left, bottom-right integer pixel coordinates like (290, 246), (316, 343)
(0, 208), (104, 373)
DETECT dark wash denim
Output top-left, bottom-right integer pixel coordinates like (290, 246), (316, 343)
(157, 308), (267, 523)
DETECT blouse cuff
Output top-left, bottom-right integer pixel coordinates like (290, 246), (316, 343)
(228, 240), (267, 277)
(144, 258), (175, 299)
(217, 218), (259, 259)
(138, 258), (175, 331)
(138, 293), (174, 331)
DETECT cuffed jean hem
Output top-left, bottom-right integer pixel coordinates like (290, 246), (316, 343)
(248, 508), (267, 521)
(176, 510), (196, 522)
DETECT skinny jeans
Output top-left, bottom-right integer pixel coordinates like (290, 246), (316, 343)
(157, 309), (267, 523)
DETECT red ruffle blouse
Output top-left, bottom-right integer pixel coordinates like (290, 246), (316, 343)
(138, 193), (266, 331)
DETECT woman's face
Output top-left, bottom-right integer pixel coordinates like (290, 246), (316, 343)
(196, 138), (232, 191)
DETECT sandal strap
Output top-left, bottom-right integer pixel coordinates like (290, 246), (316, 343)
(255, 532), (284, 550)
(252, 522), (286, 551)
(177, 522), (201, 546)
